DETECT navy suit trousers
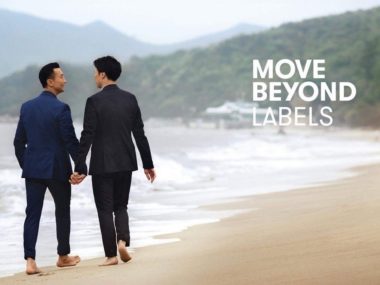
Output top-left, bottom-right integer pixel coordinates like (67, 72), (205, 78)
(24, 178), (71, 260)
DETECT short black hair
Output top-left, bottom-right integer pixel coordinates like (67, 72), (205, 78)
(93, 56), (122, 81)
(39, 62), (60, 88)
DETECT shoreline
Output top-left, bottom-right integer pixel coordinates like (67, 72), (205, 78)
(2, 162), (380, 284)
(2, 124), (380, 279)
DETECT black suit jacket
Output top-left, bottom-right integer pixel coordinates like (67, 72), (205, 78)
(75, 84), (154, 175)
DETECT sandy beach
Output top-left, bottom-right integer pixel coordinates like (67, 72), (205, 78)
(2, 162), (380, 285)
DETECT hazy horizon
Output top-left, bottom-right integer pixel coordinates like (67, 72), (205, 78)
(0, 0), (378, 44)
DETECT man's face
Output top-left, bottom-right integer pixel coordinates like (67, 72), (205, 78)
(47, 68), (66, 94)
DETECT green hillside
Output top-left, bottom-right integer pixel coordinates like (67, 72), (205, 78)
(1, 7), (380, 127)
(122, 7), (380, 126)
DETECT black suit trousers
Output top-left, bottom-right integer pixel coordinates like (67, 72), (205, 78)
(92, 171), (132, 257)
(24, 178), (71, 260)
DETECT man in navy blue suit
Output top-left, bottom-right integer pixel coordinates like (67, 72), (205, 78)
(14, 63), (85, 274)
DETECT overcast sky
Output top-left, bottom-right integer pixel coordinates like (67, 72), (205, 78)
(0, 0), (378, 44)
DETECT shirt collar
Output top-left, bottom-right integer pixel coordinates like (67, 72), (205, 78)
(102, 84), (119, 91)
(40, 90), (58, 99)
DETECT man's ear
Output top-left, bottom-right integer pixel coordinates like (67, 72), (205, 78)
(46, 78), (54, 87)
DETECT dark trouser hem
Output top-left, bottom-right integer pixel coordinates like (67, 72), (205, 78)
(57, 250), (71, 256)
(24, 255), (35, 260)
(106, 254), (117, 258)
(117, 236), (130, 247)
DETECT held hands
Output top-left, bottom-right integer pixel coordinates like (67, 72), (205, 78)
(144, 168), (156, 183)
(69, 169), (154, 184)
(69, 172), (86, 185)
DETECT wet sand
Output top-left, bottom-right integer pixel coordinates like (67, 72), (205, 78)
(2, 163), (380, 285)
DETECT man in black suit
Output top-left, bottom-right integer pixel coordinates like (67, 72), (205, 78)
(73, 56), (156, 266)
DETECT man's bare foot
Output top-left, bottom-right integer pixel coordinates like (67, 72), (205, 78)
(118, 240), (132, 263)
(26, 258), (41, 275)
(56, 255), (81, 267)
(99, 257), (118, 266)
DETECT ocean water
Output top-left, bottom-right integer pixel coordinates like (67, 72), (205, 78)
(1, 121), (380, 277)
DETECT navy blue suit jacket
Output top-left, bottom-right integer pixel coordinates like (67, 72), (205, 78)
(13, 91), (80, 182)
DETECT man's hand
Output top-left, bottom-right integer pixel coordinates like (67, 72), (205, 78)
(144, 168), (156, 183)
(69, 172), (86, 185)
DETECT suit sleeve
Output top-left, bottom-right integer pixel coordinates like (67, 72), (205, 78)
(75, 98), (97, 175)
(13, 106), (27, 169)
(132, 96), (154, 169)
(58, 104), (81, 164)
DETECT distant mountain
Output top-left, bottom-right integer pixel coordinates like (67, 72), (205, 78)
(166, 23), (265, 50)
(0, 9), (157, 77)
(1, 6), (380, 128)
(0, 9), (264, 77)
